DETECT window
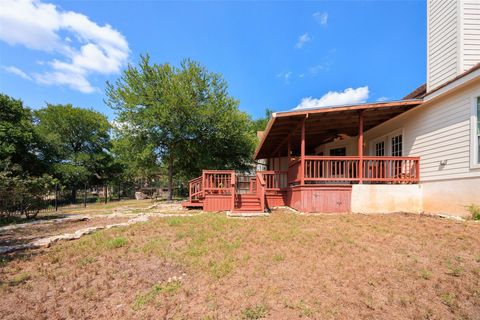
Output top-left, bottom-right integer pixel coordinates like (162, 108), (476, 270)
(375, 141), (385, 156)
(329, 147), (346, 156)
(329, 147), (346, 176)
(391, 134), (403, 157)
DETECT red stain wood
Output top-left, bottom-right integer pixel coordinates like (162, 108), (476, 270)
(288, 185), (352, 213)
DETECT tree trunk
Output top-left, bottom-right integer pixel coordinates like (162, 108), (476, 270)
(104, 183), (108, 204)
(71, 187), (77, 204)
(167, 156), (174, 201)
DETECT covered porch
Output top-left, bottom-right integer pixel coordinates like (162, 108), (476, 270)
(256, 99), (421, 185)
(183, 100), (423, 213)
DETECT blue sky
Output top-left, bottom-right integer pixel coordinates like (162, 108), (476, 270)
(0, 0), (426, 119)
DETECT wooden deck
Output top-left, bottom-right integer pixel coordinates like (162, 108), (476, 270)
(183, 156), (420, 213)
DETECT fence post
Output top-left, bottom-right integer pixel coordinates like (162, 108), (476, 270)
(104, 183), (108, 204)
(55, 184), (58, 212)
(83, 183), (87, 208)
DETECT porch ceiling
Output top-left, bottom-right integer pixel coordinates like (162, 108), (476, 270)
(254, 99), (422, 160)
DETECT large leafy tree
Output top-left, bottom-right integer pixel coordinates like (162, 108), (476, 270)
(106, 55), (256, 200)
(0, 94), (55, 217)
(0, 94), (46, 174)
(34, 104), (115, 202)
(252, 108), (274, 135)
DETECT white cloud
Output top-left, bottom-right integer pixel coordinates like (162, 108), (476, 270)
(308, 64), (327, 75)
(376, 96), (389, 102)
(3, 66), (32, 80)
(313, 11), (328, 26)
(294, 86), (369, 110)
(276, 71), (292, 84)
(0, 0), (129, 93)
(295, 33), (311, 49)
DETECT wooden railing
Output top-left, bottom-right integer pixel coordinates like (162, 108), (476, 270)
(203, 170), (235, 194)
(304, 156), (360, 182)
(259, 171), (288, 190)
(302, 156), (420, 184)
(255, 172), (266, 212)
(362, 156), (420, 183)
(188, 176), (203, 202)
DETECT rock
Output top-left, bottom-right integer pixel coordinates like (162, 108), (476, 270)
(135, 192), (149, 200)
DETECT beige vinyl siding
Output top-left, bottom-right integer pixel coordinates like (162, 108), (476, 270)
(364, 79), (480, 182)
(462, 1), (480, 71)
(427, 0), (459, 91)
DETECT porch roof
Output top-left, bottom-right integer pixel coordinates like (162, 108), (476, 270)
(254, 99), (422, 160)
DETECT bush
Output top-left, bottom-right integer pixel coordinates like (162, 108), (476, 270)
(465, 204), (480, 220)
(0, 161), (56, 218)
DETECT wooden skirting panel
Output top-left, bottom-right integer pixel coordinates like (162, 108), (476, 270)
(265, 190), (287, 208)
(287, 185), (352, 213)
(203, 195), (232, 211)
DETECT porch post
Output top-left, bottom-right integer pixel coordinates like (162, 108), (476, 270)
(287, 134), (291, 165)
(358, 110), (364, 184)
(300, 116), (306, 185)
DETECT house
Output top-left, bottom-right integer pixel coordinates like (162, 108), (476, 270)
(183, 0), (480, 217)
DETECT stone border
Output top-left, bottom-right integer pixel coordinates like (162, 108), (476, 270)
(0, 215), (91, 232)
(0, 212), (202, 255)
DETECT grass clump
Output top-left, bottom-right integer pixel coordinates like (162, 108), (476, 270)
(273, 253), (285, 262)
(440, 292), (456, 308)
(132, 280), (182, 311)
(79, 256), (97, 266)
(106, 236), (128, 249)
(446, 259), (463, 277)
(420, 268), (432, 280)
(6, 272), (31, 286)
(465, 204), (480, 220)
(241, 303), (268, 319)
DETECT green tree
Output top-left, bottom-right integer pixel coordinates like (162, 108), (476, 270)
(106, 55), (256, 200)
(34, 104), (115, 202)
(0, 94), (46, 174)
(252, 108), (274, 134)
(0, 94), (55, 218)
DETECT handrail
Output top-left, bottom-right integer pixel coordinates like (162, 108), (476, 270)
(188, 176), (202, 183)
(302, 156), (420, 184)
(256, 172), (266, 212)
(259, 171), (288, 190)
(230, 171), (236, 211)
(188, 175), (203, 202)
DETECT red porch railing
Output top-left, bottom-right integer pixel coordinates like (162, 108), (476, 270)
(255, 171), (266, 212)
(202, 170), (235, 194)
(361, 156), (420, 183)
(188, 176), (203, 202)
(299, 156), (419, 184)
(259, 171), (288, 190)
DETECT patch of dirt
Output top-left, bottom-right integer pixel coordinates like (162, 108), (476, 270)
(0, 209), (479, 319)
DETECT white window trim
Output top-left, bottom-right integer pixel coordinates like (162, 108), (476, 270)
(369, 128), (404, 156)
(470, 95), (480, 170)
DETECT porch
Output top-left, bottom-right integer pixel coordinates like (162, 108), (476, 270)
(183, 100), (423, 213)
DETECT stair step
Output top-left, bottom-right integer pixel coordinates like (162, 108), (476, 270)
(233, 208), (263, 212)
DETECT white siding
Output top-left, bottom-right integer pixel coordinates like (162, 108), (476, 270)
(364, 79), (480, 182)
(427, 0), (459, 91)
(461, 1), (480, 71)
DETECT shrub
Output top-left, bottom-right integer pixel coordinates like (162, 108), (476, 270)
(465, 204), (480, 220)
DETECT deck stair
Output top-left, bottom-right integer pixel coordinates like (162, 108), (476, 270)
(181, 198), (204, 209)
(182, 170), (266, 213)
(232, 194), (264, 213)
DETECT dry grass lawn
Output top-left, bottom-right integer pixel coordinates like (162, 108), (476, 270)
(1, 206), (479, 319)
